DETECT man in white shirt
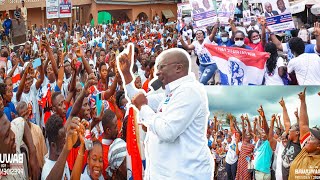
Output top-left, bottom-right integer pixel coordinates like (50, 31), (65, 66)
(287, 37), (320, 85)
(41, 114), (80, 180)
(118, 45), (214, 179)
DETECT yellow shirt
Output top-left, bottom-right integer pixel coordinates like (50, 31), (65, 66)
(289, 139), (320, 179)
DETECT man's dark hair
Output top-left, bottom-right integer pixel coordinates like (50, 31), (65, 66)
(99, 62), (107, 72)
(51, 91), (61, 105)
(0, 83), (6, 98)
(121, 115), (128, 142)
(116, 90), (125, 108)
(101, 109), (116, 131)
(45, 114), (64, 144)
(234, 30), (245, 38)
(119, 46), (124, 53)
(289, 37), (305, 56)
(133, 63), (138, 73)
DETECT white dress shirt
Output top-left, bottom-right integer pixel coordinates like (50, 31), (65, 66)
(125, 73), (214, 180)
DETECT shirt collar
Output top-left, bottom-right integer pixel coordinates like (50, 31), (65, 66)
(164, 73), (196, 96)
(102, 139), (113, 145)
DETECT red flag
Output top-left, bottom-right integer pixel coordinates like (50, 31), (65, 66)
(12, 74), (21, 84)
(127, 107), (143, 180)
(41, 84), (52, 124)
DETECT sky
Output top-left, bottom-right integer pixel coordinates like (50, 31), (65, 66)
(206, 86), (320, 127)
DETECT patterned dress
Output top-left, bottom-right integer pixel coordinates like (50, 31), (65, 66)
(235, 142), (255, 180)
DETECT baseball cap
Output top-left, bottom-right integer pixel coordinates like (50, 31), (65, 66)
(310, 126), (320, 141)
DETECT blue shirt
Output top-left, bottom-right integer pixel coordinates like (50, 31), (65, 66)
(254, 140), (272, 174)
(216, 38), (234, 47)
(3, 19), (12, 35)
(286, 43), (315, 60)
(4, 102), (18, 122)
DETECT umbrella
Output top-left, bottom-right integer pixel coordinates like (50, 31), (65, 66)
(311, 4), (320, 15)
(290, 1), (306, 14)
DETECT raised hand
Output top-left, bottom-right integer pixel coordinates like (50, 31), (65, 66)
(318, 92), (320, 96)
(132, 92), (148, 110)
(66, 117), (81, 151)
(271, 114), (276, 122)
(117, 44), (133, 75)
(257, 105), (265, 117)
(313, 22), (320, 36)
(279, 97), (285, 107)
(294, 108), (298, 118)
(298, 87), (307, 101)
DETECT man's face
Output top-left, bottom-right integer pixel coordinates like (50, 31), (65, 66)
(0, 115), (16, 154)
(53, 94), (66, 118)
(54, 127), (66, 156)
(203, 0), (210, 8)
(99, 51), (106, 63)
(156, 57), (181, 87)
(108, 116), (118, 140)
(305, 134), (320, 153)
(288, 125), (299, 141)
(277, 0), (285, 11)
(265, 3), (272, 13)
(81, 97), (90, 120)
(64, 62), (71, 75)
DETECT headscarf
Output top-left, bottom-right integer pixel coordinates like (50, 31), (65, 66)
(106, 138), (127, 177)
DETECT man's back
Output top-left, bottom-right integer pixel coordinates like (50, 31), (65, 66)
(287, 53), (320, 85)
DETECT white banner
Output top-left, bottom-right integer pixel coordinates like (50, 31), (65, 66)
(46, 0), (59, 19)
(59, 0), (72, 18)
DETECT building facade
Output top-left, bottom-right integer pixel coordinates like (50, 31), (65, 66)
(0, 0), (178, 28)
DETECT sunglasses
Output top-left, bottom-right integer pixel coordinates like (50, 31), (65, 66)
(234, 38), (244, 41)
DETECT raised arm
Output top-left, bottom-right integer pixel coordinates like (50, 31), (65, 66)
(245, 114), (253, 135)
(268, 27), (283, 51)
(214, 116), (218, 132)
(279, 97), (291, 134)
(43, 39), (59, 77)
(314, 22), (320, 54)
(298, 87), (310, 138)
(228, 114), (236, 134)
(241, 115), (245, 142)
(16, 64), (31, 102)
(76, 48), (93, 75)
(294, 108), (299, 123)
(209, 22), (219, 42)
(70, 73), (97, 117)
(260, 19), (267, 48)
(70, 119), (86, 180)
(178, 34), (195, 50)
(46, 117), (80, 180)
(257, 105), (269, 134)
(268, 114), (277, 150)
(35, 56), (45, 90)
(117, 44), (134, 85)
(56, 52), (66, 90)
(7, 63), (18, 77)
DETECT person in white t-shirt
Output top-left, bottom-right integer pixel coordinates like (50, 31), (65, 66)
(41, 114), (80, 180)
(179, 26), (219, 85)
(264, 42), (287, 85)
(287, 37), (320, 85)
(225, 115), (242, 180)
(15, 60), (44, 126)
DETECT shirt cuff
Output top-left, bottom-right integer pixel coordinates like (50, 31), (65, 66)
(314, 45), (320, 55)
(139, 105), (156, 127)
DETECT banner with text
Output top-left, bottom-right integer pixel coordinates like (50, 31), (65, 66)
(46, 0), (59, 19)
(261, 0), (294, 32)
(190, 0), (217, 28)
(59, 0), (72, 18)
(216, 0), (237, 24)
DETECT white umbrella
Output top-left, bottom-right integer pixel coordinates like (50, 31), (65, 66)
(290, 1), (306, 14)
(311, 4), (320, 15)
(305, 0), (320, 5)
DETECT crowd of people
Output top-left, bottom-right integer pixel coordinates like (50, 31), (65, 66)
(208, 88), (320, 180)
(0, 1), (320, 179)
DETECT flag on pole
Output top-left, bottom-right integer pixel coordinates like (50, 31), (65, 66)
(126, 107), (143, 180)
(204, 44), (270, 85)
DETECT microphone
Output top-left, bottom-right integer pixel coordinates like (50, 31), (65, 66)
(149, 78), (163, 91)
